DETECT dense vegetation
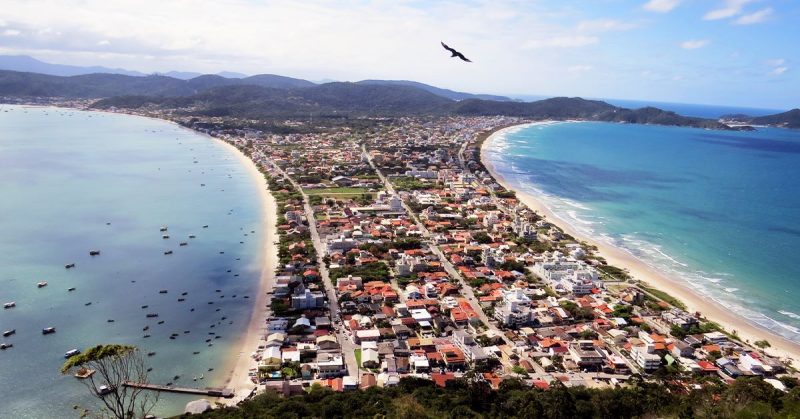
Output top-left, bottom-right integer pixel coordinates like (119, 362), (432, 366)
(0, 69), (779, 129)
(190, 376), (800, 419)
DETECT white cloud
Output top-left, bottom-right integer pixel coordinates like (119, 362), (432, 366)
(576, 19), (638, 32)
(97, 40), (110, 46)
(703, 0), (754, 20)
(643, 0), (681, 13)
(568, 64), (593, 73)
(680, 39), (710, 49)
(767, 58), (789, 76)
(769, 66), (788, 76)
(734, 7), (773, 25)
(523, 36), (598, 49)
(3, 29), (21, 36)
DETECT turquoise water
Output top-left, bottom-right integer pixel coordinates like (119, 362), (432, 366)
(0, 105), (264, 418)
(486, 121), (800, 341)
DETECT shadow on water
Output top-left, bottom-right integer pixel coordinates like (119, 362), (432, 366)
(505, 157), (688, 202)
(695, 133), (800, 154)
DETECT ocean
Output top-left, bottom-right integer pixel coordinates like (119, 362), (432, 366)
(484, 120), (800, 342)
(0, 105), (265, 418)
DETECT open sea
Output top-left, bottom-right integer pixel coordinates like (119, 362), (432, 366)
(485, 120), (800, 342)
(0, 105), (265, 418)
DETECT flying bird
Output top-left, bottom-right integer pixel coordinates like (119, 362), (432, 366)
(441, 42), (471, 62)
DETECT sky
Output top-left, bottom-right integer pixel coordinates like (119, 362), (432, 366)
(0, 0), (798, 109)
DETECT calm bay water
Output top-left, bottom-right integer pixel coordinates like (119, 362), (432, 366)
(0, 105), (264, 418)
(486, 121), (800, 342)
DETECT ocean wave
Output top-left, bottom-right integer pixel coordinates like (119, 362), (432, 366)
(779, 310), (800, 320)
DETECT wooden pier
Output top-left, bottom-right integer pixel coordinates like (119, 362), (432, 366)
(122, 381), (234, 398)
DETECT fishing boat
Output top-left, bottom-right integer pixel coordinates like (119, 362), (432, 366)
(42, 327), (56, 335)
(65, 349), (81, 358)
(179, 242), (188, 246)
(160, 226), (168, 232)
(147, 352), (156, 357)
(2, 329), (15, 337)
(98, 385), (114, 396)
(3, 302), (15, 309)
(37, 281), (48, 288)
(89, 250), (101, 256)
(189, 235), (196, 239)
(0, 343), (12, 350)
(159, 289), (168, 294)
(146, 313), (159, 318)
(65, 263), (76, 269)
(68, 287), (76, 291)
(162, 235), (170, 239)
(164, 250), (173, 255)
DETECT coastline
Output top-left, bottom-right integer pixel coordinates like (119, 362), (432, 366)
(10, 104), (278, 403)
(212, 138), (278, 404)
(481, 122), (800, 366)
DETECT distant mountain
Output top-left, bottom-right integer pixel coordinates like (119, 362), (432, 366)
(357, 80), (510, 102)
(0, 68), (782, 130)
(0, 55), (145, 77)
(748, 109), (800, 129)
(92, 82), (455, 118)
(0, 70), (316, 98)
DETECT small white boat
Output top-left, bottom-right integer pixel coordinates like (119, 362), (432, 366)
(42, 327), (56, 335)
(65, 349), (81, 358)
(160, 226), (168, 232)
(2, 329), (15, 337)
(98, 385), (114, 396)
(3, 302), (15, 309)
(37, 281), (48, 288)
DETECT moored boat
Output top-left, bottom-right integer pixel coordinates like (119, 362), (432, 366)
(89, 250), (100, 256)
(2, 329), (15, 337)
(65, 263), (75, 269)
(65, 349), (81, 358)
(3, 302), (15, 309)
(42, 327), (56, 335)
(37, 281), (48, 288)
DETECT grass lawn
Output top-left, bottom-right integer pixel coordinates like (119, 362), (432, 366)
(354, 348), (362, 369)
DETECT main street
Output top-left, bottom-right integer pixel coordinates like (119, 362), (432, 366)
(361, 143), (545, 374)
(267, 159), (360, 377)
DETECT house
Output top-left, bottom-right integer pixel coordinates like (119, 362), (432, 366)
(361, 348), (380, 368)
(316, 352), (345, 378)
(568, 340), (605, 371)
(316, 335), (340, 351)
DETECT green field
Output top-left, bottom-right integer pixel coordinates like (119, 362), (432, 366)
(304, 187), (371, 195)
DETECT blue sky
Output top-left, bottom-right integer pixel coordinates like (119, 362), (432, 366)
(0, 0), (797, 109)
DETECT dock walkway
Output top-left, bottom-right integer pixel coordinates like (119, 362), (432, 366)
(122, 381), (234, 398)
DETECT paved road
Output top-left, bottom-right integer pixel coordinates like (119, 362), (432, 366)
(267, 159), (359, 377)
(362, 143), (545, 374)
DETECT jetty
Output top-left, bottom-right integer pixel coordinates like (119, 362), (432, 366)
(122, 381), (234, 398)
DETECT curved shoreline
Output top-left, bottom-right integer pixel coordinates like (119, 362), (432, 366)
(481, 122), (800, 366)
(212, 139), (277, 405)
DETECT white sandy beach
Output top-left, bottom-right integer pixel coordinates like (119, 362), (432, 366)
(481, 123), (800, 366)
(212, 139), (278, 405)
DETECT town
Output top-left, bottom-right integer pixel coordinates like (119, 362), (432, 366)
(34, 99), (798, 397)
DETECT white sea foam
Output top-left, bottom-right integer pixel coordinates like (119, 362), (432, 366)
(779, 310), (800, 320)
(485, 120), (800, 343)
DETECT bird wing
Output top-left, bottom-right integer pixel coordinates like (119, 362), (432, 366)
(456, 52), (472, 62)
(441, 41), (455, 53)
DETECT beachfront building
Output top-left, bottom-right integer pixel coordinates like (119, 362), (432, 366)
(292, 286), (325, 310)
(534, 254), (600, 295)
(316, 352), (346, 378)
(568, 340), (605, 371)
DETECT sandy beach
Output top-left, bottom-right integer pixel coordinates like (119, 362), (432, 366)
(481, 123), (800, 366)
(212, 139), (278, 405)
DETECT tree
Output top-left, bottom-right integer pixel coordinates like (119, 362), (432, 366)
(61, 344), (157, 419)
